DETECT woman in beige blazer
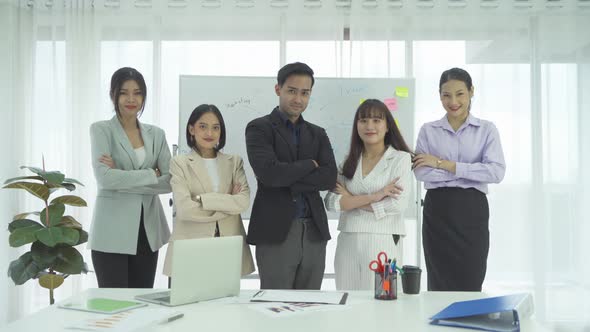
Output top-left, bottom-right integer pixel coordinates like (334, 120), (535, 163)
(164, 104), (254, 277)
(89, 67), (171, 288)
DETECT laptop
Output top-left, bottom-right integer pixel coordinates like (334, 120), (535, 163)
(135, 236), (243, 306)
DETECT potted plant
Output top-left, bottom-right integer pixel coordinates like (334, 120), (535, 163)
(3, 162), (89, 305)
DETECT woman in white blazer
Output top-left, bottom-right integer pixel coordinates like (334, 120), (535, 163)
(164, 104), (254, 279)
(324, 99), (413, 290)
(89, 67), (172, 288)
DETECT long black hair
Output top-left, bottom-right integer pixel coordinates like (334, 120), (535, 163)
(341, 99), (412, 179)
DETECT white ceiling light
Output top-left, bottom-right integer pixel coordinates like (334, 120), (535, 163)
(202, 0), (222, 8)
(480, 0), (499, 8)
(513, 0), (533, 9)
(448, 0), (467, 7)
(386, 0), (403, 8)
(270, 0), (289, 8)
(416, 0), (435, 8)
(235, 0), (255, 8)
(362, 0), (379, 8)
(167, 0), (188, 7)
(335, 0), (352, 8)
(135, 0), (152, 8)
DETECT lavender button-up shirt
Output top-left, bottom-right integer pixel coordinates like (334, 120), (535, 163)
(414, 114), (506, 194)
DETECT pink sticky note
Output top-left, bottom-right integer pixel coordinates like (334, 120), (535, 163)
(384, 98), (398, 111)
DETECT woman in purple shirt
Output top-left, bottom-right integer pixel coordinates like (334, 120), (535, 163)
(412, 68), (506, 291)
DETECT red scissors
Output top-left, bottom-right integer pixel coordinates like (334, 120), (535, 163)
(369, 251), (388, 273)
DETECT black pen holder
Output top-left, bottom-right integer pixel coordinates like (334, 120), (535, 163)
(374, 271), (397, 300)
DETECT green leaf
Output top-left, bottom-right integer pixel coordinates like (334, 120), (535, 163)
(60, 183), (77, 191)
(46, 182), (76, 193)
(40, 203), (65, 227)
(38, 273), (64, 290)
(63, 178), (84, 186)
(31, 241), (57, 267)
(50, 195), (87, 207)
(9, 225), (42, 247)
(8, 252), (44, 285)
(53, 247), (85, 274)
(60, 227), (80, 246)
(43, 171), (65, 185)
(75, 229), (89, 245)
(3, 175), (44, 185)
(3, 182), (49, 201)
(57, 216), (82, 229)
(35, 227), (64, 247)
(8, 219), (44, 233)
(19, 166), (65, 185)
(19, 166), (44, 174)
(13, 211), (40, 221)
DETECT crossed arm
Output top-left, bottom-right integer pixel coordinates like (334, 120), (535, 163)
(245, 123), (337, 192)
(412, 125), (506, 184)
(169, 157), (250, 223)
(90, 123), (168, 192)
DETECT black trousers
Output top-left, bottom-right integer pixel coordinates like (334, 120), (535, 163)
(91, 208), (158, 288)
(423, 187), (489, 291)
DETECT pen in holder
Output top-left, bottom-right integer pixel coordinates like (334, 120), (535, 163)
(374, 269), (397, 300)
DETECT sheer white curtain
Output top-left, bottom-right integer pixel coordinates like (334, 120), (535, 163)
(2, 0), (589, 329)
(0, 1), (102, 320)
(0, 1), (288, 322)
(0, 2), (19, 325)
(348, 11), (590, 327)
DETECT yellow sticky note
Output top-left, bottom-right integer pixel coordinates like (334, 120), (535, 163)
(394, 118), (400, 129)
(359, 98), (366, 105)
(395, 87), (409, 98)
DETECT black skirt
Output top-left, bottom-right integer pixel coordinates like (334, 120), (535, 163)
(423, 187), (489, 291)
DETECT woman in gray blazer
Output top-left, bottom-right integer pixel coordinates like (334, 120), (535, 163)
(89, 67), (172, 288)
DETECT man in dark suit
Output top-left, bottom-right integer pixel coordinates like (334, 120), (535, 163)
(245, 62), (337, 289)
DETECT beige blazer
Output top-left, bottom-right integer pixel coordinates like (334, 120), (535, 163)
(89, 116), (171, 255)
(163, 150), (255, 276)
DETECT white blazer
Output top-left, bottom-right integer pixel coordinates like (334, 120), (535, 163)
(89, 116), (172, 254)
(324, 146), (412, 235)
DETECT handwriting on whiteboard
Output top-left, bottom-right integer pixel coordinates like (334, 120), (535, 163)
(341, 86), (368, 95)
(225, 97), (252, 109)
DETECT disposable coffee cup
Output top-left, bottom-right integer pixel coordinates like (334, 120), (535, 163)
(401, 265), (421, 294)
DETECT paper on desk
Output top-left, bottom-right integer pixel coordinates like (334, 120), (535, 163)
(205, 294), (252, 305)
(249, 301), (346, 318)
(251, 290), (348, 305)
(65, 307), (181, 332)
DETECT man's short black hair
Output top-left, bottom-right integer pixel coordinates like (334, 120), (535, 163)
(277, 62), (315, 88)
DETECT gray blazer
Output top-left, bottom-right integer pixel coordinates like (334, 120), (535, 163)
(88, 116), (172, 255)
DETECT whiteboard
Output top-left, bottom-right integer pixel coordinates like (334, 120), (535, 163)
(179, 76), (416, 219)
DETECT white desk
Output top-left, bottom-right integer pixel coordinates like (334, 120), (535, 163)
(4, 288), (549, 332)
